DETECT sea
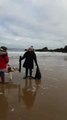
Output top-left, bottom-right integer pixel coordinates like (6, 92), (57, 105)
(8, 50), (67, 58)
(8, 50), (67, 68)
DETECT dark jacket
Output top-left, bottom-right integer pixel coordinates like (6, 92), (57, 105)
(21, 51), (37, 69)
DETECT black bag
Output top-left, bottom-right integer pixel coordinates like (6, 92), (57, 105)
(34, 66), (41, 79)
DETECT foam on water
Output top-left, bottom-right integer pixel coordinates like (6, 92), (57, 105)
(8, 51), (67, 58)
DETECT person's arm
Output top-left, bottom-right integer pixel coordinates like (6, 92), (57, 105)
(20, 52), (26, 61)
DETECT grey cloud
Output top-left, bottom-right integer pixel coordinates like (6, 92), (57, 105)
(0, 0), (67, 49)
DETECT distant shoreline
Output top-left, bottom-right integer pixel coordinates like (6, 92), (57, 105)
(35, 45), (67, 53)
(8, 45), (67, 53)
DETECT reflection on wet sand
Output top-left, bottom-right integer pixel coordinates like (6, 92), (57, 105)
(0, 83), (20, 120)
(0, 84), (8, 120)
(0, 78), (41, 120)
(19, 79), (41, 109)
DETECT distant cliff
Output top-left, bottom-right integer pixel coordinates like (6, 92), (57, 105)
(35, 45), (67, 53)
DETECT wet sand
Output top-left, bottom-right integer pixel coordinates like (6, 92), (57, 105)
(0, 52), (67, 120)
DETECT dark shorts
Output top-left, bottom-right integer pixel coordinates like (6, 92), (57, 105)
(0, 71), (5, 78)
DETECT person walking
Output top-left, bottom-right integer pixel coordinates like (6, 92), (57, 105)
(0, 46), (9, 83)
(19, 46), (38, 79)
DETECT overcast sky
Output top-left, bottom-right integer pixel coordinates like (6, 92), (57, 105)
(0, 0), (67, 49)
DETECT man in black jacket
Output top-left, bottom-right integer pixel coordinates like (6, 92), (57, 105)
(20, 47), (38, 78)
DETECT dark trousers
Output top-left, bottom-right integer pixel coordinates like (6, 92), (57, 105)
(0, 71), (5, 83)
(25, 68), (32, 77)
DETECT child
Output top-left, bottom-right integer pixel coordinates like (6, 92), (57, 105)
(0, 46), (9, 83)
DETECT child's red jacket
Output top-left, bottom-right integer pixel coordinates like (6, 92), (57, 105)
(0, 53), (9, 69)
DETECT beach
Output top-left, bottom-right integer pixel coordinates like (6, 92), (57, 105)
(0, 51), (67, 120)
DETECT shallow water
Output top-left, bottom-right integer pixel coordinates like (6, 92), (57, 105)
(0, 52), (67, 120)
